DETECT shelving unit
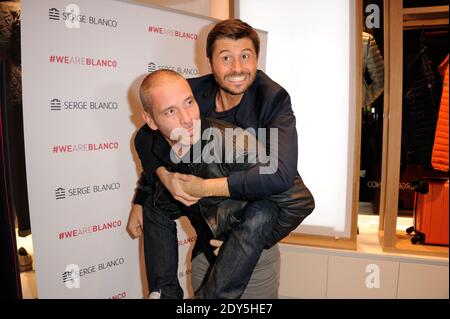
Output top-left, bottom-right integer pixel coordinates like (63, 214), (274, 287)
(403, 5), (449, 29)
(379, 2), (449, 257)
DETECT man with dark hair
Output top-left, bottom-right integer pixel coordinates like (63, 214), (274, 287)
(128, 19), (314, 299)
(206, 18), (260, 61)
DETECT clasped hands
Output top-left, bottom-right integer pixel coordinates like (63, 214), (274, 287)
(157, 166), (205, 206)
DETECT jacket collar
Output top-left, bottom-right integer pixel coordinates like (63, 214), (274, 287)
(197, 70), (262, 122)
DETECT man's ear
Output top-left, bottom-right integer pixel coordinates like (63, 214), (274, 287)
(142, 111), (158, 131)
(207, 57), (212, 72)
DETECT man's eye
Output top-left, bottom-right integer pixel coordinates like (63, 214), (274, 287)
(242, 54), (249, 60)
(165, 109), (175, 116)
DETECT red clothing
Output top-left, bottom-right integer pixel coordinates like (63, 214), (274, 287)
(432, 55), (449, 172)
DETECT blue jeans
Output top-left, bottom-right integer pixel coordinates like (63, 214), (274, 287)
(143, 199), (183, 299)
(198, 200), (278, 298)
(143, 199), (277, 299)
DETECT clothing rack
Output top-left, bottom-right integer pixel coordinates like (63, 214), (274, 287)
(422, 30), (448, 40)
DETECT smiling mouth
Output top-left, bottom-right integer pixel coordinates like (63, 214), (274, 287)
(226, 74), (247, 82)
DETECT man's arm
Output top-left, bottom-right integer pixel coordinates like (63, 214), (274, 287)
(127, 204), (143, 238)
(128, 126), (158, 238)
(156, 168), (218, 201)
(227, 90), (298, 200)
(158, 168), (229, 198)
(132, 125), (162, 206)
(133, 173), (152, 206)
(157, 91), (297, 201)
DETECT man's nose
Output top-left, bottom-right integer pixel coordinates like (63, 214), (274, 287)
(179, 107), (191, 125)
(232, 59), (243, 73)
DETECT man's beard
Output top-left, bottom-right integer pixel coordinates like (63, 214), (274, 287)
(215, 72), (256, 95)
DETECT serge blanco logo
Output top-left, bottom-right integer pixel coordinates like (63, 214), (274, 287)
(147, 62), (199, 76)
(63, 257), (125, 289)
(55, 187), (66, 199)
(48, 4), (118, 29)
(50, 98), (62, 111)
(147, 62), (157, 73)
(55, 182), (120, 200)
(49, 8), (60, 21)
(50, 98), (118, 111)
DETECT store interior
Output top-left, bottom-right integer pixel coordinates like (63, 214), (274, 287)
(358, 0), (448, 254)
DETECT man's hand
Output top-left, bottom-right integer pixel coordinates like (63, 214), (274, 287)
(156, 167), (201, 206)
(127, 204), (143, 238)
(210, 239), (223, 256)
(156, 167), (230, 206)
(175, 173), (208, 197)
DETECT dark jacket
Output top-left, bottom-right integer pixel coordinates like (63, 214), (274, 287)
(402, 46), (438, 168)
(134, 70), (300, 204)
(141, 117), (315, 248)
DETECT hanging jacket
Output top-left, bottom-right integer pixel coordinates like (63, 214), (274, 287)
(0, 1), (21, 107)
(432, 55), (449, 172)
(402, 45), (438, 168)
(362, 32), (384, 107)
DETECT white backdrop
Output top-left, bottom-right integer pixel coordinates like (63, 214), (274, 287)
(237, 0), (357, 238)
(21, 0), (267, 298)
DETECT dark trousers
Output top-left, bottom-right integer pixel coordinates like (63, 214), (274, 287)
(143, 199), (277, 299)
(143, 200), (183, 299)
(199, 200), (277, 298)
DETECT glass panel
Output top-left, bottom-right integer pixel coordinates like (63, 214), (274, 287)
(359, 0), (385, 219)
(399, 25), (449, 243)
